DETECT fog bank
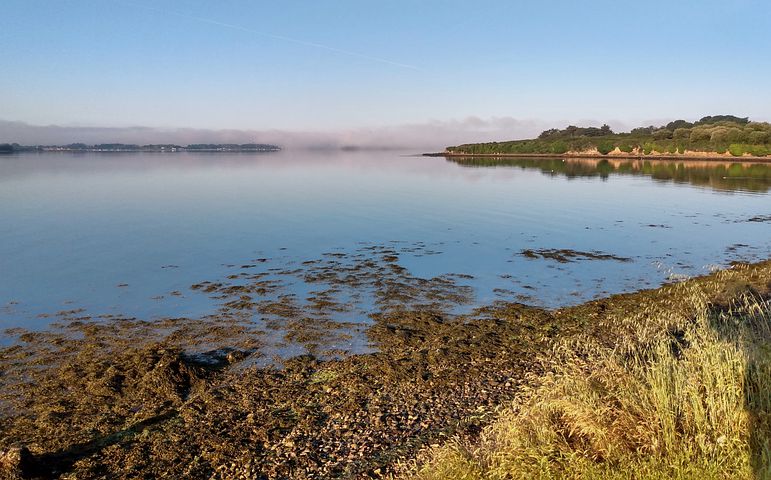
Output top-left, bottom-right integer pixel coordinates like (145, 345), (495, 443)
(0, 117), (562, 151)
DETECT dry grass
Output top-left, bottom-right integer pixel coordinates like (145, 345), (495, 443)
(400, 287), (771, 479)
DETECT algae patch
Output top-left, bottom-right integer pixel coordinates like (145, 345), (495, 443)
(520, 248), (632, 263)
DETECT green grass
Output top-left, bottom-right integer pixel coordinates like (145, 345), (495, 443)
(400, 291), (771, 479)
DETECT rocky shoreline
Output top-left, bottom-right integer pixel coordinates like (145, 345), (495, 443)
(1, 260), (770, 479)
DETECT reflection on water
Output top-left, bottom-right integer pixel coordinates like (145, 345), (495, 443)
(0, 151), (769, 355)
(447, 156), (771, 193)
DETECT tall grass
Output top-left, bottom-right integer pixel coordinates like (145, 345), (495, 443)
(402, 291), (771, 479)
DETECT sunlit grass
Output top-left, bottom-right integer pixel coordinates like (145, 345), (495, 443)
(400, 290), (771, 479)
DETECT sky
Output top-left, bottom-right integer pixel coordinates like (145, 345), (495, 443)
(2, 0), (771, 147)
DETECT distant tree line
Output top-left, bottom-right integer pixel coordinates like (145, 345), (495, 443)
(538, 124), (614, 139)
(0, 143), (281, 153)
(447, 115), (770, 157)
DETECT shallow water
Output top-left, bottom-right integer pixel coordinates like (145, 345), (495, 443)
(1, 151), (770, 344)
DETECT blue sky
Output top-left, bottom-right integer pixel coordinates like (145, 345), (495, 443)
(2, 0), (771, 135)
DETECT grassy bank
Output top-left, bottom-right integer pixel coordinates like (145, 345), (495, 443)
(402, 287), (771, 479)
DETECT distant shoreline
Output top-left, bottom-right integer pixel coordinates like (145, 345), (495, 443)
(425, 151), (771, 163)
(0, 143), (281, 154)
(438, 115), (771, 163)
(0, 149), (281, 154)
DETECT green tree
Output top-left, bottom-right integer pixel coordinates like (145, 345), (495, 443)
(689, 128), (712, 143)
(673, 128), (692, 141)
(748, 130), (769, 144)
(653, 129), (672, 140)
(665, 119), (694, 130)
(748, 145), (768, 157)
(550, 140), (568, 154)
(597, 141), (615, 155)
(697, 115), (749, 125)
(729, 144), (745, 156)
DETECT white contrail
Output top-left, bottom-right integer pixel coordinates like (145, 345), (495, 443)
(111, 0), (421, 71)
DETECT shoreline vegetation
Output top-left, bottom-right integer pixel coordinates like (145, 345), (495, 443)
(402, 278), (771, 480)
(0, 143), (280, 153)
(1, 259), (770, 478)
(432, 115), (771, 163)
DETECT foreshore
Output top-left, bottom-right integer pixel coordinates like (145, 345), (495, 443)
(1, 260), (770, 479)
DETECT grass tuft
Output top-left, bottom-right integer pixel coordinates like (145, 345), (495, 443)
(400, 292), (771, 479)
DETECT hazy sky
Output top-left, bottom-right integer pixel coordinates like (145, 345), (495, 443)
(2, 0), (771, 143)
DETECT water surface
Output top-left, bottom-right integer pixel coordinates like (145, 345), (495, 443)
(1, 152), (769, 350)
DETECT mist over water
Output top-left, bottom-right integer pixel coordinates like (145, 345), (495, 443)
(1, 151), (770, 336)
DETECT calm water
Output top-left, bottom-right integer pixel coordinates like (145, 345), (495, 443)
(1, 152), (770, 337)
